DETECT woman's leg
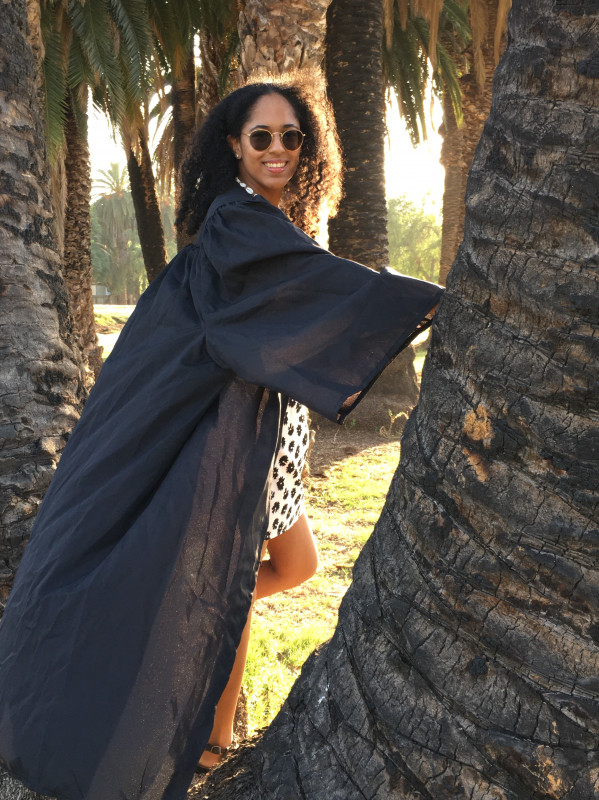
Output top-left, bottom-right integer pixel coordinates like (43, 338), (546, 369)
(255, 512), (318, 600)
(199, 513), (318, 769)
(198, 604), (254, 769)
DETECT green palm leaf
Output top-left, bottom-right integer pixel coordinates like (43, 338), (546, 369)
(67, 0), (126, 120)
(106, 0), (152, 94)
(384, 0), (469, 144)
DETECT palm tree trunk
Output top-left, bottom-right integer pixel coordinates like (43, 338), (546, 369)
(198, 0), (599, 796)
(63, 91), (103, 378)
(439, 91), (467, 286)
(439, 0), (506, 284)
(325, 0), (389, 272)
(173, 51), (196, 250)
(325, 0), (418, 420)
(127, 129), (168, 283)
(0, 0), (85, 617)
(238, 0), (331, 78)
(198, 29), (223, 125)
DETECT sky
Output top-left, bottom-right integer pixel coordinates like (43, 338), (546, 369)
(88, 91), (445, 215)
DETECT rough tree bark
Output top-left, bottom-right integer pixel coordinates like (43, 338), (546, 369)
(439, 0), (507, 285)
(196, 1), (599, 797)
(0, 16), (87, 800)
(197, 29), (223, 128)
(237, 0), (331, 79)
(63, 93), (103, 378)
(324, 0), (418, 425)
(127, 128), (168, 283)
(325, 0), (389, 271)
(0, 0), (86, 592)
(439, 90), (466, 286)
(173, 52), (197, 250)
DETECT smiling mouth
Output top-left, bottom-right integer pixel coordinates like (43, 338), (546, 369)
(264, 161), (287, 169)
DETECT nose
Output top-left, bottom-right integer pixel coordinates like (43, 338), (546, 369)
(268, 132), (286, 153)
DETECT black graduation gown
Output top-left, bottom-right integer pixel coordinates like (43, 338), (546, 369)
(0, 186), (443, 800)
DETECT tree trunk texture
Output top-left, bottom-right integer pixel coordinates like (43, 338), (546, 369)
(325, 0), (416, 423)
(26, 0), (67, 264)
(238, 0), (332, 78)
(195, 1), (599, 798)
(198, 28), (224, 126)
(63, 94), (103, 379)
(439, 0), (506, 285)
(438, 91), (466, 287)
(0, 0), (86, 596)
(173, 52), (196, 250)
(0, 18), (86, 800)
(325, 0), (389, 272)
(127, 129), (168, 283)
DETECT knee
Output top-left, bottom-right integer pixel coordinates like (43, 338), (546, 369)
(273, 541), (318, 587)
(302, 543), (319, 582)
(267, 522), (319, 590)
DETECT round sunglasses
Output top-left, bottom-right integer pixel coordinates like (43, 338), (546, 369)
(243, 128), (305, 152)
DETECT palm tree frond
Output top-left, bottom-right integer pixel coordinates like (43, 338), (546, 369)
(433, 39), (463, 124)
(469, 0), (489, 89)
(427, 0), (444, 71)
(153, 114), (175, 195)
(384, 16), (429, 145)
(439, 0), (470, 44)
(106, 0), (151, 97)
(383, 0), (394, 50)
(67, 0), (126, 119)
(495, 0), (512, 64)
(68, 83), (89, 138)
(217, 28), (240, 97)
(398, 0), (409, 31)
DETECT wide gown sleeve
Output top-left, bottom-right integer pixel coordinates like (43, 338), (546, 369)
(194, 193), (444, 423)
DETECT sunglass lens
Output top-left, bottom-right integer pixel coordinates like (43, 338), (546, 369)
(249, 130), (272, 150)
(282, 130), (303, 150)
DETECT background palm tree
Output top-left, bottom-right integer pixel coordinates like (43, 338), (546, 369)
(195, 0), (599, 795)
(152, 0), (240, 248)
(439, 0), (511, 284)
(325, 0), (388, 270)
(325, 0), (466, 420)
(41, 0), (152, 376)
(237, 0), (332, 78)
(91, 163), (177, 301)
(326, 0), (466, 270)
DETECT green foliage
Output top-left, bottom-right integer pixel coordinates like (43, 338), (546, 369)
(387, 196), (441, 283)
(91, 162), (176, 298)
(383, 0), (470, 145)
(42, 0), (152, 162)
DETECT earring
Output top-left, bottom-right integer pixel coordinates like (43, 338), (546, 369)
(235, 153), (241, 159)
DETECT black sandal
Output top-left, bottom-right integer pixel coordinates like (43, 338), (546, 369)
(195, 743), (230, 774)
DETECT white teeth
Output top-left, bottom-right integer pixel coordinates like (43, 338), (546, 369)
(265, 162), (285, 167)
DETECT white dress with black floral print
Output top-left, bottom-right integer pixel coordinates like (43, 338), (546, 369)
(265, 399), (309, 539)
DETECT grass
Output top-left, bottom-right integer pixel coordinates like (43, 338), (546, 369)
(94, 305), (136, 360)
(94, 304), (135, 332)
(245, 438), (401, 733)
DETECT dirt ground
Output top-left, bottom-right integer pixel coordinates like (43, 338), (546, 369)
(308, 417), (403, 474)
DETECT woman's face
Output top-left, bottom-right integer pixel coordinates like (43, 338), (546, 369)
(228, 93), (302, 206)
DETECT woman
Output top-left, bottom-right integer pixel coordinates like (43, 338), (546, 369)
(0, 78), (443, 800)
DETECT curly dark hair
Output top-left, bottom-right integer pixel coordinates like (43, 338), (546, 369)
(175, 73), (342, 238)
